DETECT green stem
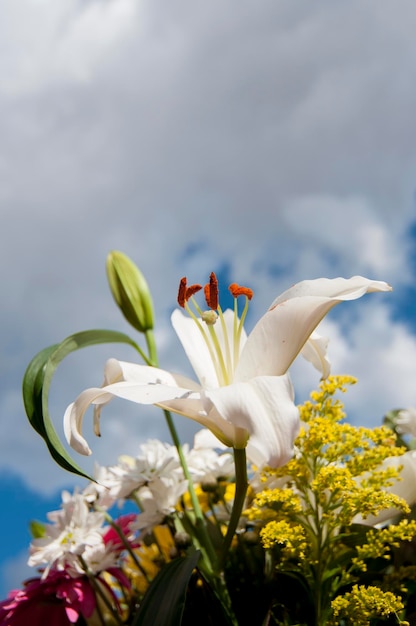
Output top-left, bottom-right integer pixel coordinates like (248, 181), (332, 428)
(220, 447), (248, 568)
(144, 329), (158, 366)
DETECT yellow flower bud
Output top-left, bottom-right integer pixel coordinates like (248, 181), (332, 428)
(106, 250), (154, 333)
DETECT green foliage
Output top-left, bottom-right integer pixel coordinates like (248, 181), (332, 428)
(131, 550), (200, 626)
(22, 329), (142, 480)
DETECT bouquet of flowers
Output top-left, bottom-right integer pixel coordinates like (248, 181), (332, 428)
(2, 251), (416, 626)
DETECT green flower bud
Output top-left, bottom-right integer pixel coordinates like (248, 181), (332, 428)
(106, 250), (154, 333)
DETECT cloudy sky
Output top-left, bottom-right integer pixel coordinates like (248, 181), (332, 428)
(1, 0), (416, 597)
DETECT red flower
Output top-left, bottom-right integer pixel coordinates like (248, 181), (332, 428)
(103, 513), (140, 552)
(0, 570), (95, 625)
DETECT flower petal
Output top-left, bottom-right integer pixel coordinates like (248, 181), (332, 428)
(102, 358), (200, 391)
(159, 395), (246, 448)
(171, 309), (220, 388)
(271, 276), (392, 304)
(235, 276), (392, 381)
(205, 375), (299, 468)
(193, 428), (228, 450)
(64, 359), (200, 456)
(171, 308), (246, 388)
(300, 331), (331, 379)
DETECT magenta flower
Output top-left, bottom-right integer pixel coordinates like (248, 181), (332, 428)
(103, 513), (141, 551)
(0, 570), (95, 625)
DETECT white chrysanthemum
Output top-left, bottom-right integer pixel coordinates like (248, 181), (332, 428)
(82, 465), (119, 510)
(86, 440), (185, 505)
(186, 431), (235, 483)
(133, 475), (189, 535)
(28, 490), (107, 577)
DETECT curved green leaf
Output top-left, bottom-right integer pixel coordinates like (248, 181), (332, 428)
(131, 550), (201, 626)
(23, 344), (59, 438)
(22, 329), (143, 480)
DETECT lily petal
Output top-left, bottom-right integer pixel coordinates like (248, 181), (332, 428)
(300, 331), (331, 379)
(270, 276), (392, 304)
(159, 395), (248, 449)
(171, 309), (219, 388)
(111, 358), (202, 392)
(205, 375), (299, 468)
(64, 360), (200, 455)
(101, 358), (200, 391)
(171, 309), (246, 388)
(235, 276), (392, 382)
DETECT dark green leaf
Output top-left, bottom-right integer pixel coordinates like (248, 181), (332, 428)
(131, 550), (200, 626)
(22, 329), (142, 480)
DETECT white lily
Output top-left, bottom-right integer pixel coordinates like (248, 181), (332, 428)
(64, 274), (391, 468)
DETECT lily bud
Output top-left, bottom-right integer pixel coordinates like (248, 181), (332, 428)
(106, 250), (154, 333)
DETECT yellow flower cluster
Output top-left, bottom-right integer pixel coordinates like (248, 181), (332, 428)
(246, 375), (416, 625)
(259, 519), (307, 558)
(329, 585), (407, 626)
(352, 519), (416, 571)
(249, 375), (408, 533)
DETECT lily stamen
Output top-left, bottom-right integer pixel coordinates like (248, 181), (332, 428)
(233, 296), (248, 370)
(229, 283), (253, 300)
(177, 277), (202, 308)
(186, 284), (203, 301)
(177, 273), (253, 386)
(177, 277), (187, 308)
(204, 272), (219, 310)
(228, 283), (253, 370)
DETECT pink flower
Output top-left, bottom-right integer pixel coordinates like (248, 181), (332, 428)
(0, 570), (95, 625)
(103, 513), (140, 551)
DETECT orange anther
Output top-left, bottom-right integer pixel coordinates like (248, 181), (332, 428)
(178, 277), (187, 308)
(178, 277), (202, 307)
(229, 283), (253, 300)
(204, 272), (219, 310)
(186, 283), (202, 300)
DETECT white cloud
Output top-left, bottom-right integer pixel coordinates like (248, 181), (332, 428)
(1, 0), (416, 498)
(279, 195), (407, 282)
(291, 299), (416, 429)
(0, 0), (139, 95)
